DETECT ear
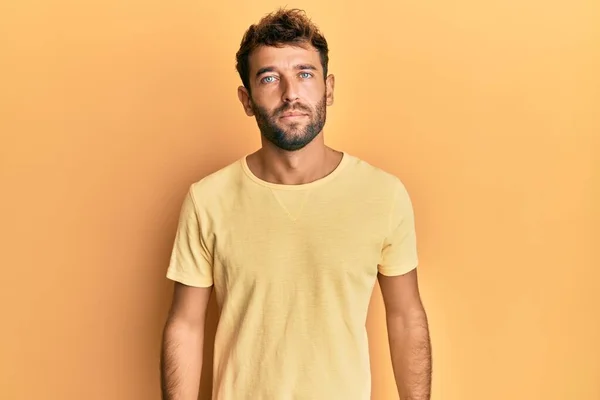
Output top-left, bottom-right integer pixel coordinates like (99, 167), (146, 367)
(325, 74), (335, 106)
(237, 86), (255, 116)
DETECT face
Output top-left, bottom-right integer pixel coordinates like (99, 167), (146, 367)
(238, 43), (335, 152)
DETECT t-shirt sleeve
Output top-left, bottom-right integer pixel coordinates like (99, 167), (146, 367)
(378, 180), (419, 276)
(166, 187), (214, 287)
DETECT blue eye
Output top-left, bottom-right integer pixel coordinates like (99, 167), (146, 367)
(299, 72), (313, 79)
(262, 76), (276, 84)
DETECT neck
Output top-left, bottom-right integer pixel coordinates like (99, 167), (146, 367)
(247, 137), (343, 185)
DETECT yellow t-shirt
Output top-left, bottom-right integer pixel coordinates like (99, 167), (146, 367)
(166, 151), (419, 400)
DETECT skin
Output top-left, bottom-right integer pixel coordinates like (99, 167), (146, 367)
(379, 271), (432, 400)
(160, 41), (432, 400)
(237, 43), (342, 185)
(160, 283), (211, 400)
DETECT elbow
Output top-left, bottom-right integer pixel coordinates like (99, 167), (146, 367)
(386, 304), (429, 334)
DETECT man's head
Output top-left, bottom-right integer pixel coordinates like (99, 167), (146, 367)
(236, 8), (334, 152)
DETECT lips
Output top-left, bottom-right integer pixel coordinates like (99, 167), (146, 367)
(280, 112), (308, 118)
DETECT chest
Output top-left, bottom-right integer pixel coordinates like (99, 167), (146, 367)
(210, 199), (388, 288)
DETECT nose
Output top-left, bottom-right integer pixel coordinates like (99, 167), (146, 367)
(281, 76), (300, 103)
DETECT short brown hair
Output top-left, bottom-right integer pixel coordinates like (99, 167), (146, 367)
(235, 8), (329, 92)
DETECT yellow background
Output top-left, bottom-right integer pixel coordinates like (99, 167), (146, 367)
(1, 0), (598, 399)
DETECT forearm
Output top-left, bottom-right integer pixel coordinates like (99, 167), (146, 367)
(387, 310), (432, 400)
(160, 318), (205, 400)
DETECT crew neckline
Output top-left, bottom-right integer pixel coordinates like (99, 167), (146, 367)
(240, 151), (352, 191)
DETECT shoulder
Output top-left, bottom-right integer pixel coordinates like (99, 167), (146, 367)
(186, 156), (245, 210)
(345, 152), (410, 197)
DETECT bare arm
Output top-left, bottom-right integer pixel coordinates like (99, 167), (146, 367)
(378, 268), (432, 400)
(160, 282), (212, 400)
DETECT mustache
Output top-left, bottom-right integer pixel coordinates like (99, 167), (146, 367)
(275, 103), (312, 116)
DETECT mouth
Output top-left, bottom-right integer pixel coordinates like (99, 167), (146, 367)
(280, 112), (308, 119)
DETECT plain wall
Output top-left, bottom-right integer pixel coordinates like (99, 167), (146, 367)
(1, 0), (598, 399)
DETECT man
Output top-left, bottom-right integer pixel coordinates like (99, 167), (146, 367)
(160, 8), (431, 400)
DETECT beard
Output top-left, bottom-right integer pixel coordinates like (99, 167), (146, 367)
(251, 94), (327, 152)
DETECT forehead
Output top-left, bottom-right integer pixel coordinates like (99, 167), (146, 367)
(248, 43), (322, 73)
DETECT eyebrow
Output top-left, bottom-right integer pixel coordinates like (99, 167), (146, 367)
(255, 64), (318, 77)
